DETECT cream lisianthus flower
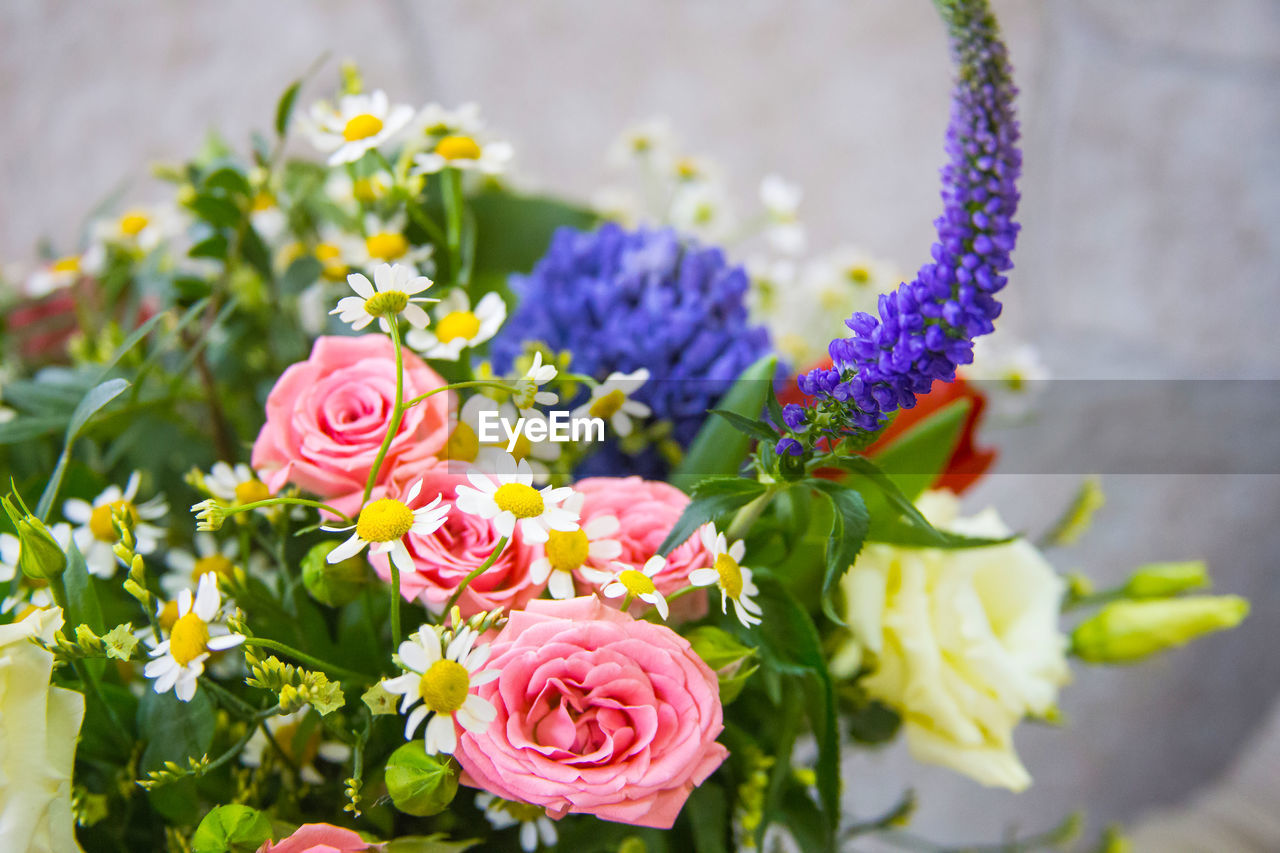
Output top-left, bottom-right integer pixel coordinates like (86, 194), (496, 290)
(836, 490), (1070, 792)
(0, 607), (85, 853)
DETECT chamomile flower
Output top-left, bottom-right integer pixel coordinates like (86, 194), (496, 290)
(608, 117), (675, 168)
(90, 204), (181, 253)
(690, 525), (762, 628)
(241, 706), (352, 784)
(413, 133), (513, 176)
(161, 533), (239, 598)
(348, 212), (435, 271)
(324, 168), (394, 210)
(600, 555), (669, 620)
(571, 369), (651, 437)
(530, 494), (621, 599)
(477, 792), (558, 852)
(448, 397), (561, 481)
(64, 472), (168, 579)
(202, 462), (274, 512)
(249, 190), (287, 242)
(454, 453), (577, 545)
(670, 178), (733, 242)
(405, 290), (506, 360)
(25, 253), (88, 297)
(143, 572), (245, 702)
(759, 174), (806, 255)
(382, 627), (498, 755)
(413, 102), (484, 140)
(305, 89), (415, 166)
(331, 263), (437, 333)
(512, 351), (558, 409)
(323, 479), (449, 575)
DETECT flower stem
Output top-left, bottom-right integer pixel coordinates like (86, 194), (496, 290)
(443, 535), (507, 616)
(362, 315), (406, 506)
(219, 497), (353, 526)
(441, 167), (465, 286)
(389, 559), (402, 648)
(402, 379), (514, 410)
(46, 572), (132, 747)
(241, 637), (369, 683)
(726, 487), (777, 541)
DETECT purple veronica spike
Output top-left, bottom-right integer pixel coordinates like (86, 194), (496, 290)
(784, 0), (1020, 450)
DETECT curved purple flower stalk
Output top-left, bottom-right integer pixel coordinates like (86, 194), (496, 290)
(785, 0), (1020, 449)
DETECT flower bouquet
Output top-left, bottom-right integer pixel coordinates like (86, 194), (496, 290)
(0, 1), (1250, 852)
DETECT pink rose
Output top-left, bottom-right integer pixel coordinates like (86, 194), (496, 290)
(252, 336), (450, 516)
(573, 477), (711, 618)
(456, 597), (728, 829)
(367, 458), (545, 617)
(257, 823), (381, 853)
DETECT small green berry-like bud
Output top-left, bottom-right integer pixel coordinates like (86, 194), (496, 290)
(302, 541), (371, 607)
(384, 742), (459, 817)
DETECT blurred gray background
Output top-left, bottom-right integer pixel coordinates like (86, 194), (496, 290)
(2, 1), (1277, 850)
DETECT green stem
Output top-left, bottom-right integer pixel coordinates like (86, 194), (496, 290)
(1061, 586), (1129, 613)
(220, 497), (353, 526)
(441, 167), (464, 285)
(726, 487), (777, 541)
(241, 637), (369, 683)
(201, 678), (258, 719)
(200, 704), (285, 776)
(443, 535), (507, 615)
(402, 379), (514, 410)
(362, 315), (405, 506)
(389, 559), (402, 648)
(47, 573), (131, 747)
(405, 198), (448, 247)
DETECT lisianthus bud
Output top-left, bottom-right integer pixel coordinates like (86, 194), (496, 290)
(1, 496), (67, 579)
(302, 541), (371, 607)
(1072, 596), (1248, 664)
(384, 742), (458, 816)
(1123, 561), (1209, 599)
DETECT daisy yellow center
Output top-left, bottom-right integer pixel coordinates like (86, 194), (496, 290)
(545, 528), (589, 573)
(159, 600), (181, 632)
(447, 422), (480, 463)
(342, 113), (384, 142)
(493, 483), (544, 519)
(846, 265), (871, 285)
(434, 135), (482, 161)
(588, 389), (627, 420)
(119, 211), (150, 236)
(364, 289), (409, 315)
(89, 500), (138, 542)
(366, 231), (409, 260)
(316, 242), (348, 280)
(675, 158), (701, 180)
(419, 659), (470, 713)
(619, 569), (656, 596)
(356, 499), (415, 542)
(315, 242), (342, 262)
(169, 612), (210, 667)
(234, 479), (271, 505)
(714, 553), (744, 600)
(52, 255), (80, 273)
(194, 554), (235, 582)
(435, 310), (481, 343)
(352, 177), (380, 203)
(274, 719), (321, 767)
(508, 432), (532, 463)
(251, 191), (275, 212)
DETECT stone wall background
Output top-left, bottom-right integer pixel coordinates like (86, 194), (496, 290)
(2, 1), (1277, 850)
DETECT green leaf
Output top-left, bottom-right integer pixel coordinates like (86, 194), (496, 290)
(35, 377), (130, 519)
(241, 225), (273, 277)
(655, 478), (766, 557)
(202, 167), (252, 198)
(846, 699), (903, 744)
(869, 398), (971, 501)
(275, 80), (302, 138)
(674, 354), (778, 486)
(707, 408), (780, 444)
(189, 194), (242, 228)
(0, 415), (67, 444)
(189, 234), (230, 260)
(63, 541), (105, 634)
(281, 255), (323, 294)
(138, 687), (215, 824)
(867, 519), (1014, 549)
(810, 482), (869, 625)
(467, 189), (597, 277)
(192, 804), (273, 853)
(686, 783), (729, 853)
(384, 836), (479, 853)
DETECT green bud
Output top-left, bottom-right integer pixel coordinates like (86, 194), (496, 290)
(340, 61), (364, 96)
(2, 495), (67, 579)
(617, 838), (648, 853)
(384, 742), (458, 817)
(1072, 596), (1249, 664)
(685, 626), (758, 704)
(302, 541), (371, 607)
(1096, 825), (1132, 853)
(1124, 561), (1209, 598)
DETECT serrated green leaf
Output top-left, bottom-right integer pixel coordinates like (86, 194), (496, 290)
(707, 408), (779, 444)
(655, 478), (766, 557)
(810, 481), (869, 625)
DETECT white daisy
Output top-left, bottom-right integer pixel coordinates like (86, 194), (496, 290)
(477, 792), (558, 852)
(324, 168), (394, 211)
(405, 290), (505, 361)
(511, 351), (558, 409)
(453, 453), (577, 545)
(241, 706), (352, 784)
(345, 212), (434, 272)
(304, 89), (415, 166)
(759, 174), (806, 255)
(669, 177), (733, 242)
(25, 254), (85, 298)
(323, 479), (449, 576)
(161, 532), (240, 598)
(249, 190), (288, 242)
(143, 572), (246, 702)
(600, 555), (669, 620)
(608, 117), (675, 168)
(446, 397), (561, 483)
(90, 204), (182, 253)
(64, 472), (168, 579)
(412, 132), (513, 177)
(571, 369), (651, 437)
(689, 525), (762, 628)
(203, 462), (273, 511)
(381, 627), (498, 755)
(331, 263), (437, 333)
(529, 493), (621, 600)
(412, 102), (485, 140)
